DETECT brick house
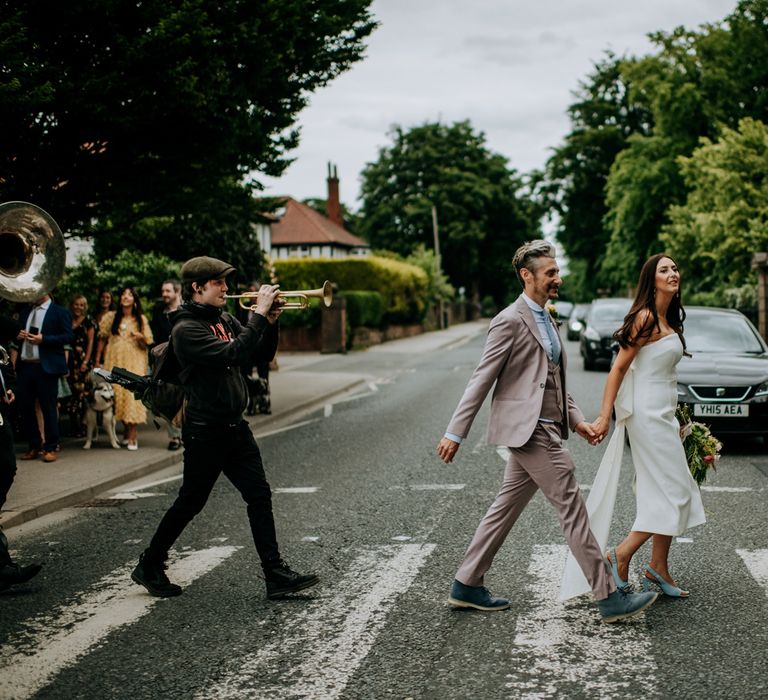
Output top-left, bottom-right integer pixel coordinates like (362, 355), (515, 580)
(269, 165), (370, 259)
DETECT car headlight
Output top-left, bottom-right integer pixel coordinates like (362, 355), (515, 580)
(756, 381), (768, 396)
(584, 327), (600, 341)
(569, 320), (584, 331)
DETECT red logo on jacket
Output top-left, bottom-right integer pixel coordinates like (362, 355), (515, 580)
(209, 322), (232, 342)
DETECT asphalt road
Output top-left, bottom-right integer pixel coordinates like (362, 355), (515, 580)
(1, 336), (767, 699)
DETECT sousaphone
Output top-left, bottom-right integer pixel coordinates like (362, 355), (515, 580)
(0, 201), (66, 302)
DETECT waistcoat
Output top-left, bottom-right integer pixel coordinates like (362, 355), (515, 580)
(540, 359), (564, 423)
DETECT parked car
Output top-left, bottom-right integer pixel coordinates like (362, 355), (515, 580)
(580, 298), (632, 370)
(677, 307), (768, 440)
(566, 303), (591, 341)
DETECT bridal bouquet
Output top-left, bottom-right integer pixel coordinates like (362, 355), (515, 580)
(675, 404), (723, 485)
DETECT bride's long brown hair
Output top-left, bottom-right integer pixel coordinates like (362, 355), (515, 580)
(614, 253), (687, 352)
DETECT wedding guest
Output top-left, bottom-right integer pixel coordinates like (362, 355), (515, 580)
(95, 287), (153, 450)
(66, 294), (96, 437)
(94, 289), (115, 327)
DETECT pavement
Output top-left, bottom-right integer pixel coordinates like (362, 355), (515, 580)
(0, 319), (488, 529)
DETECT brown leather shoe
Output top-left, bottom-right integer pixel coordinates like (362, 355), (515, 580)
(41, 451), (57, 463)
(20, 449), (41, 460)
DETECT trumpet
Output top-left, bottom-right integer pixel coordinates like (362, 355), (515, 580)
(226, 281), (333, 311)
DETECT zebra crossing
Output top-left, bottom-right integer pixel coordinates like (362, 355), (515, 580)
(1, 536), (767, 699)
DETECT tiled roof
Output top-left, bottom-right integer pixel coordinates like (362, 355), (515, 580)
(271, 198), (369, 248)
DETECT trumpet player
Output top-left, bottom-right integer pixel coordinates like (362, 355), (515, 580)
(132, 256), (319, 600)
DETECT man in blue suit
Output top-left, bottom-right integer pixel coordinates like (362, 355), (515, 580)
(15, 294), (72, 462)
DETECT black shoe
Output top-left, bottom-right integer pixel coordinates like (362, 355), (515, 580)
(0, 562), (43, 592)
(263, 560), (319, 599)
(131, 552), (182, 597)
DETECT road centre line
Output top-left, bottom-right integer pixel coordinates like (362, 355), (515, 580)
(736, 549), (768, 598)
(274, 487), (319, 494)
(255, 418), (322, 438)
(0, 546), (240, 700)
(701, 486), (753, 492)
(196, 543), (436, 700)
(506, 544), (657, 697)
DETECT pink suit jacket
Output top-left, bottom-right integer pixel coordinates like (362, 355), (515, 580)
(446, 295), (585, 448)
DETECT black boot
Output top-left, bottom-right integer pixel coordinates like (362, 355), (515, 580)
(263, 560), (319, 599)
(0, 562), (43, 592)
(131, 551), (182, 598)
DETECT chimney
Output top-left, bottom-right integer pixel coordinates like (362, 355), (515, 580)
(326, 162), (343, 227)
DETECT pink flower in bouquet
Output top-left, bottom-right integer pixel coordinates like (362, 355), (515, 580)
(703, 455), (716, 464)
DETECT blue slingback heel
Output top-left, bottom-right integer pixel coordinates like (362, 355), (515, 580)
(642, 565), (689, 598)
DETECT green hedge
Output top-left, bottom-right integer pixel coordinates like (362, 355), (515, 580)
(273, 256), (428, 324)
(343, 291), (385, 328)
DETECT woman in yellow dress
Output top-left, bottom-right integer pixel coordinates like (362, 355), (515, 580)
(95, 286), (153, 450)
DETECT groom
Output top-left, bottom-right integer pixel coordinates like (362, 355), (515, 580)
(436, 240), (657, 623)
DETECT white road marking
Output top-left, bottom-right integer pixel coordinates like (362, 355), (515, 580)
(123, 539), (143, 545)
(676, 537), (694, 543)
(506, 544), (657, 697)
(197, 544), (435, 700)
(124, 473), (183, 491)
(409, 484), (466, 491)
(471, 437), (486, 454)
(392, 535), (412, 541)
(256, 418), (322, 438)
(324, 403), (333, 417)
(109, 492), (164, 500)
(367, 381), (379, 392)
(0, 546), (240, 700)
(701, 486), (753, 493)
(496, 446), (511, 462)
(737, 549), (768, 598)
(302, 536), (320, 542)
(274, 487), (319, 494)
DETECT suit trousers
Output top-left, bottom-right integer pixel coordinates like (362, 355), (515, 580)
(146, 421), (281, 567)
(455, 422), (614, 600)
(16, 362), (60, 452)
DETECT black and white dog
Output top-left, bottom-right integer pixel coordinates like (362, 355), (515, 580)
(83, 370), (120, 449)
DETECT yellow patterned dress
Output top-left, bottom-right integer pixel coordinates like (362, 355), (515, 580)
(99, 311), (153, 424)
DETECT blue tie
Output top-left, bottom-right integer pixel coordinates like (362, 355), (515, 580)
(541, 310), (561, 364)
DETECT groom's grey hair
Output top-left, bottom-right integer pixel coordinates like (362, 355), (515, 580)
(512, 239), (557, 286)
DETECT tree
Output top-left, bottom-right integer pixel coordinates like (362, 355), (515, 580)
(358, 121), (538, 303)
(543, 54), (650, 299)
(0, 0), (376, 256)
(661, 118), (768, 295)
(599, 0), (768, 289)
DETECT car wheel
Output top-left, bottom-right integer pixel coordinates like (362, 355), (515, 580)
(583, 356), (595, 371)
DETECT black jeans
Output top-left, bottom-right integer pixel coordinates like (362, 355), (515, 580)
(147, 421), (281, 566)
(0, 413), (16, 567)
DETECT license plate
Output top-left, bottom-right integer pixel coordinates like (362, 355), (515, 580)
(693, 403), (749, 417)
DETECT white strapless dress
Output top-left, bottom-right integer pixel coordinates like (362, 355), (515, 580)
(560, 333), (706, 600)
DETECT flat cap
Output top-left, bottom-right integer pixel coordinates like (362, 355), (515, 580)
(181, 256), (236, 282)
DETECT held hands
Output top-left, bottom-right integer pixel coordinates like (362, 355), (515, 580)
(436, 437), (460, 464)
(575, 421), (602, 446)
(585, 414), (611, 444)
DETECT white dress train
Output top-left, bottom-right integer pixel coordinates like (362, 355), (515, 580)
(560, 333), (706, 600)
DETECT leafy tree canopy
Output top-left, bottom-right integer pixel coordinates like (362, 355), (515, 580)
(599, 0), (768, 289)
(0, 0), (376, 268)
(358, 120), (539, 304)
(543, 53), (650, 299)
(661, 118), (768, 295)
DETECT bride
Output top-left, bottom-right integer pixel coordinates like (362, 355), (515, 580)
(561, 253), (706, 600)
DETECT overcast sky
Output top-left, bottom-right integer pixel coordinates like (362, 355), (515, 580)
(259, 0), (737, 209)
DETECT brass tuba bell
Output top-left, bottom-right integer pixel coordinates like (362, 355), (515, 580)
(0, 201), (66, 302)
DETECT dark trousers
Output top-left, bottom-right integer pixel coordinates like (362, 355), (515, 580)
(147, 421), (281, 566)
(16, 362), (60, 451)
(0, 414), (16, 567)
